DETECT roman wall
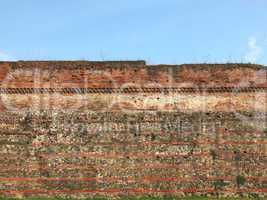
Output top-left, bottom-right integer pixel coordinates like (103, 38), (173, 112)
(0, 61), (266, 198)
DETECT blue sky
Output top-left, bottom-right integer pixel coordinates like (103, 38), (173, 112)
(0, 0), (267, 64)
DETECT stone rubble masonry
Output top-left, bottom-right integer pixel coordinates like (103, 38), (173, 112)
(0, 60), (266, 198)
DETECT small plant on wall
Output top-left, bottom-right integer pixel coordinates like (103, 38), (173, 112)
(214, 179), (230, 197)
(263, 128), (267, 136)
(210, 149), (218, 160)
(236, 175), (246, 187)
(236, 174), (246, 197)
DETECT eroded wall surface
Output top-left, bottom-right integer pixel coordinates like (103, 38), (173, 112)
(0, 61), (266, 198)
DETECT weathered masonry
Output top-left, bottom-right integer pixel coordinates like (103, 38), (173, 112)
(0, 61), (266, 198)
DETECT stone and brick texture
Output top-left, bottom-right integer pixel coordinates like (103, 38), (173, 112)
(0, 61), (266, 198)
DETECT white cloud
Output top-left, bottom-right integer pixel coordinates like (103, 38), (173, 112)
(244, 37), (263, 63)
(0, 50), (16, 61)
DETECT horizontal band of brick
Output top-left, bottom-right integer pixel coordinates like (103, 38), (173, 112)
(0, 140), (265, 152)
(29, 140), (267, 147)
(2, 162), (265, 173)
(0, 87), (266, 94)
(0, 176), (266, 182)
(0, 188), (266, 195)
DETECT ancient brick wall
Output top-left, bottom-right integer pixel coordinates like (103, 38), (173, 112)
(0, 61), (266, 198)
